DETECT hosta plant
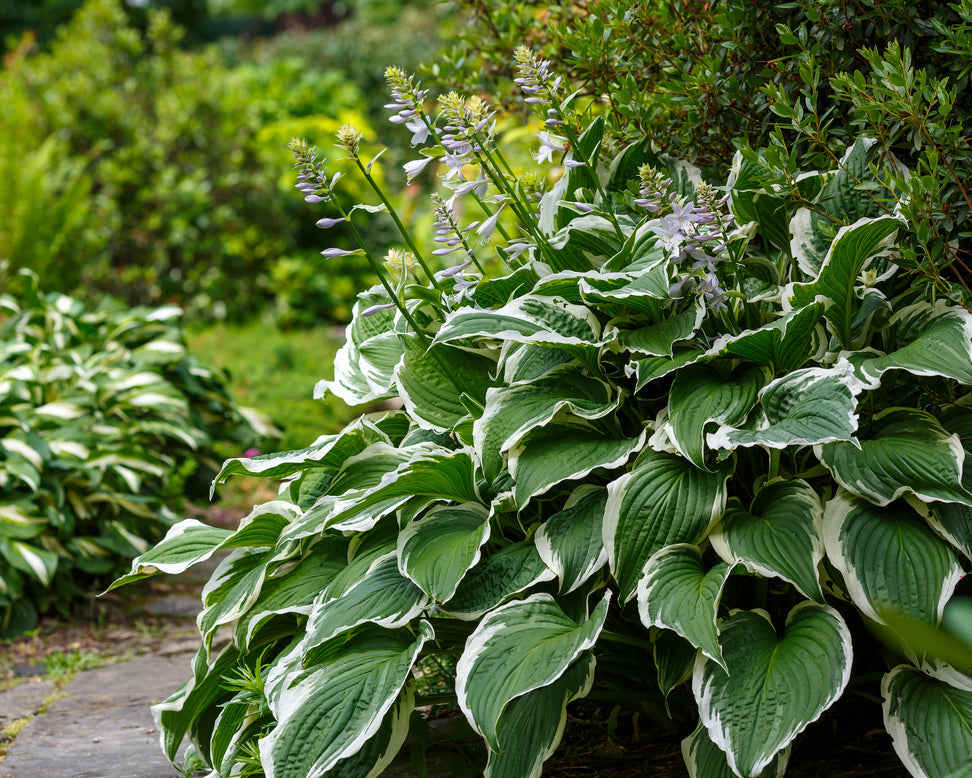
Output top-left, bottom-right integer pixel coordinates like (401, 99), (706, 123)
(0, 275), (273, 637)
(114, 54), (972, 777)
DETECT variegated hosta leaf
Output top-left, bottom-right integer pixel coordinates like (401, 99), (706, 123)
(786, 212), (902, 349)
(637, 544), (733, 669)
(654, 629), (696, 700)
(705, 302), (824, 374)
(397, 502), (490, 601)
(929, 503), (972, 560)
(823, 492), (963, 625)
(710, 480), (825, 602)
(619, 301), (705, 357)
(818, 408), (972, 507)
(323, 448), (480, 534)
(605, 450), (729, 602)
(315, 288), (401, 405)
(681, 721), (789, 778)
(509, 421), (645, 509)
(859, 301), (972, 387)
(107, 518), (233, 590)
(455, 591), (609, 751)
(301, 554), (429, 652)
(395, 335), (494, 432)
(433, 295), (602, 357)
(0, 539), (58, 586)
(485, 654), (596, 778)
(883, 665), (972, 778)
(629, 349), (707, 392)
(237, 541), (349, 648)
(474, 364), (617, 483)
(707, 359), (863, 452)
(442, 540), (557, 620)
(154, 642), (242, 761)
(261, 622), (432, 778)
(535, 486), (608, 594)
(789, 136), (890, 277)
(667, 364), (766, 469)
(198, 548), (280, 641)
(693, 603), (852, 778)
(212, 418), (388, 487)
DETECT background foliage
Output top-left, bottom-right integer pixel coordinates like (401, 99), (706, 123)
(0, 274), (273, 638)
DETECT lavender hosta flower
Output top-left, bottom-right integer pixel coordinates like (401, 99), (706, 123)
(316, 216), (346, 229)
(362, 302), (397, 317)
(534, 131), (569, 164)
(405, 116), (430, 147)
(403, 156), (434, 183)
(321, 248), (357, 258)
(476, 202), (507, 242)
(384, 66), (429, 129)
(651, 215), (687, 258)
(635, 165), (675, 215)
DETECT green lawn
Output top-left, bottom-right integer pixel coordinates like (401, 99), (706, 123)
(187, 320), (360, 453)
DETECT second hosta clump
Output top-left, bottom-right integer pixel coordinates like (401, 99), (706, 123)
(114, 62), (972, 777)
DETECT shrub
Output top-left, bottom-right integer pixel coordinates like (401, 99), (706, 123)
(0, 274), (274, 638)
(114, 45), (972, 777)
(0, 0), (377, 323)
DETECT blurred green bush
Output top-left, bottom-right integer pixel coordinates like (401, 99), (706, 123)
(0, 0), (382, 324)
(0, 273), (275, 637)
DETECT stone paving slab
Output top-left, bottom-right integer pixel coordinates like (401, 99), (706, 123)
(1, 652), (194, 778)
(0, 680), (55, 726)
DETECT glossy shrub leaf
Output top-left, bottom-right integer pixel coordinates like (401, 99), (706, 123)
(818, 409), (972, 507)
(667, 364), (765, 468)
(398, 502), (490, 601)
(605, 450), (729, 602)
(262, 622), (432, 778)
(823, 492), (963, 625)
(509, 421), (645, 509)
(883, 665), (972, 778)
(485, 654), (596, 778)
(693, 603), (852, 778)
(707, 360), (862, 451)
(637, 544), (734, 669)
(456, 592), (609, 751)
(682, 721), (789, 778)
(534, 486), (608, 594)
(710, 480), (825, 602)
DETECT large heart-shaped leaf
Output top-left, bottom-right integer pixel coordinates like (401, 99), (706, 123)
(455, 591), (609, 751)
(535, 486), (609, 594)
(398, 502), (490, 601)
(509, 421), (645, 509)
(710, 480), (825, 602)
(707, 360), (863, 452)
(787, 213), (902, 349)
(818, 408), (972, 507)
(605, 450), (729, 602)
(883, 665), (972, 778)
(667, 365), (766, 469)
(474, 365), (617, 483)
(301, 554), (429, 651)
(682, 721), (789, 778)
(485, 654), (596, 778)
(693, 603), (852, 777)
(443, 540), (556, 620)
(638, 544), (734, 669)
(706, 303), (823, 374)
(823, 492), (963, 625)
(859, 301), (972, 387)
(261, 622), (432, 778)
